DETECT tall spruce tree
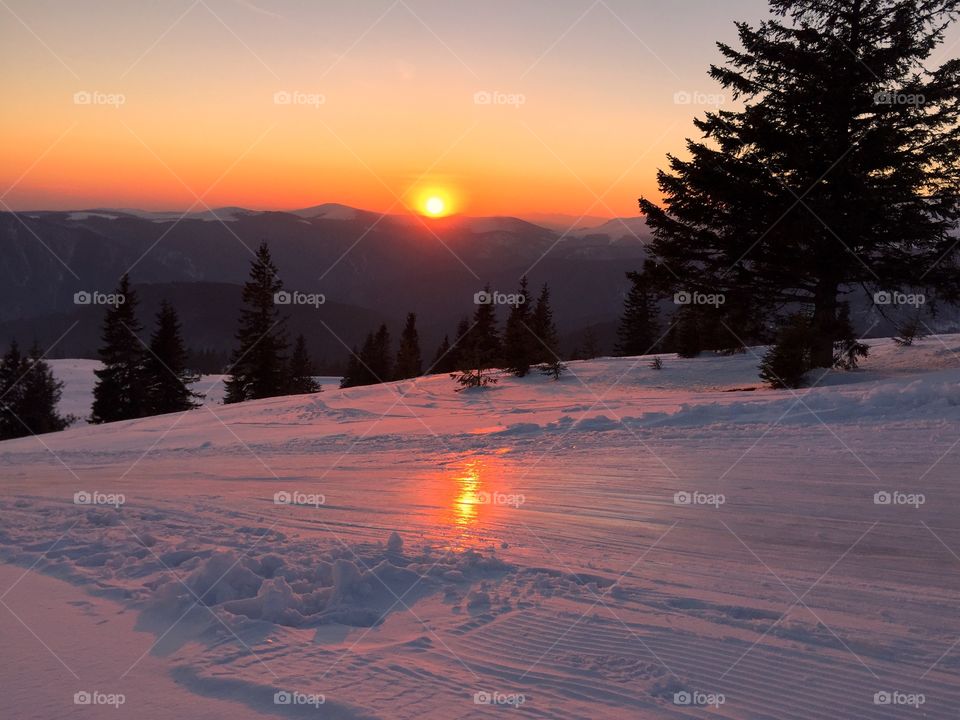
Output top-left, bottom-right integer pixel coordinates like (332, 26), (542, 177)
(340, 343), (367, 389)
(340, 325), (391, 388)
(91, 275), (147, 423)
(18, 343), (70, 435)
(616, 271), (661, 357)
(394, 313), (423, 380)
(503, 276), (534, 377)
(530, 283), (559, 365)
(0, 341), (70, 439)
(669, 305), (705, 359)
(641, 0), (960, 373)
(370, 324), (393, 382)
(143, 301), (201, 415)
(454, 287), (501, 389)
(224, 242), (288, 403)
(287, 334), (321, 394)
(431, 335), (454, 374)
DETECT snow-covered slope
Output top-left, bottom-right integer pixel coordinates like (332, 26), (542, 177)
(5, 336), (960, 719)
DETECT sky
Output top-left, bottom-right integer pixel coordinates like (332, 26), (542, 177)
(2, 0), (959, 219)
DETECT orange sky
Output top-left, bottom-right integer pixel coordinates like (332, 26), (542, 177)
(2, 1), (958, 218)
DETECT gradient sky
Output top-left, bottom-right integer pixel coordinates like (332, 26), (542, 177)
(2, 0), (958, 218)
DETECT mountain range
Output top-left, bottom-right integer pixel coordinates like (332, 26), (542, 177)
(0, 204), (652, 371)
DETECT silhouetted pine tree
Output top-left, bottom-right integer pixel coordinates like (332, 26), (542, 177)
(530, 283), (559, 365)
(287, 334), (321, 394)
(574, 326), (601, 360)
(503, 276), (534, 377)
(91, 275), (147, 423)
(224, 242), (288, 403)
(340, 325), (392, 388)
(0, 341), (70, 439)
(431, 335), (454, 374)
(143, 301), (201, 415)
(394, 313), (422, 380)
(616, 271), (660, 357)
(759, 314), (813, 389)
(370, 324), (393, 382)
(453, 287), (501, 389)
(448, 318), (471, 371)
(641, 0), (960, 375)
(833, 302), (869, 370)
(18, 343), (70, 435)
(340, 344), (367, 389)
(669, 306), (704, 359)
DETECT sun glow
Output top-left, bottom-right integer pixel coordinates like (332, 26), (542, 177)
(412, 186), (458, 217)
(425, 196), (446, 216)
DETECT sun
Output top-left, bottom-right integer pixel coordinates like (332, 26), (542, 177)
(424, 196), (446, 217)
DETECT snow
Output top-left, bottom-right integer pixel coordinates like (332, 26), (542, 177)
(5, 335), (960, 718)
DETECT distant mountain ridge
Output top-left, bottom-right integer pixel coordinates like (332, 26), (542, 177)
(0, 204), (652, 366)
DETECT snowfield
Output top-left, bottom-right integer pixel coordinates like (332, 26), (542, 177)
(4, 336), (960, 718)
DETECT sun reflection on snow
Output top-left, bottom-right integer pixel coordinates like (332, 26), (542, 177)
(453, 459), (483, 527)
(435, 450), (516, 546)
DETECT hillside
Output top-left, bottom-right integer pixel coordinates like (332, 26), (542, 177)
(2, 337), (960, 718)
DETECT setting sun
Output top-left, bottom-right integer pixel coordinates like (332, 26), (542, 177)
(425, 196), (446, 216)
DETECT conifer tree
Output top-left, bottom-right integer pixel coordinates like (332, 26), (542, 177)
(370, 323), (393, 382)
(669, 306), (704, 359)
(447, 318), (471, 372)
(394, 313), (422, 380)
(91, 275), (147, 423)
(224, 242), (288, 404)
(18, 343), (70, 435)
(0, 341), (70, 439)
(574, 326), (601, 360)
(431, 335), (454, 374)
(340, 344), (367, 389)
(530, 283), (559, 365)
(287, 334), (321, 394)
(615, 271), (661, 357)
(340, 325), (391, 388)
(641, 0), (960, 375)
(143, 301), (201, 415)
(503, 276), (533, 377)
(759, 314), (814, 389)
(453, 286), (501, 389)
